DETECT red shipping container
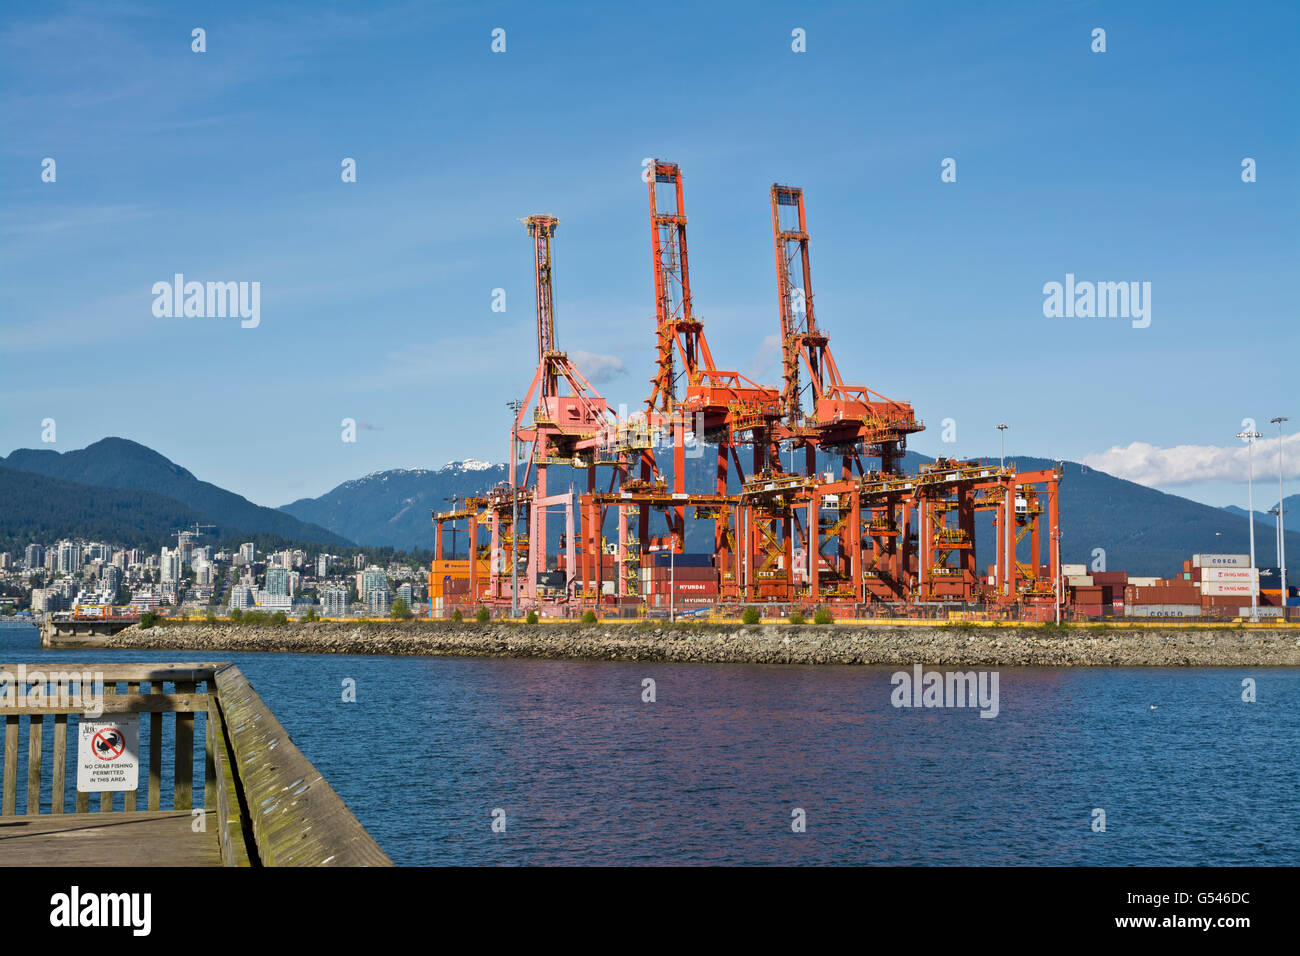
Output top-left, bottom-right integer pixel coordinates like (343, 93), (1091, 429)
(1132, 585), (1200, 604)
(1202, 595), (1253, 607)
(648, 567), (716, 582)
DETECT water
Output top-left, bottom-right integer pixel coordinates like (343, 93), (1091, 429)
(2, 620), (1296, 865)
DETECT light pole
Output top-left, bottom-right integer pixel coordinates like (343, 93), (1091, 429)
(507, 399), (523, 619)
(669, 547), (675, 624)
(1237, 427), (1262, 622)
(1271, 416), (1289, 611)
(444, 495), (459, 560)
(1269, 506), (1281, 593)
(993, 424), (1009, 595)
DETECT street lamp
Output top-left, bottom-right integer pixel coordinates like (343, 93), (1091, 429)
(1271, 416), (1289, 611)
(507, 399), (523, 619)
(1052, 521), (1062, 626)
(444, 495), (459, 560)
(1269, 506), (1281, 588)
(993, 424), (1009, 593)
(1237, 427), (1263, 623)
(670, 547), (675, 624)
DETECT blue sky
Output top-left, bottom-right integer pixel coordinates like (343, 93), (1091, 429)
(1, 0), (1296, 508)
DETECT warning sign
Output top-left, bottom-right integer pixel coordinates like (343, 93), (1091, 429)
(77, 716), (140, 793)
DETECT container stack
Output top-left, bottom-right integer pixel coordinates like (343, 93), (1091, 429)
(1189, 554), (1268, 619)
(1062, 564), (1105, 616)
(1092, 571), (1128, 612)
(641, 553), (719, 608)
(1123, 559), (1206, 617)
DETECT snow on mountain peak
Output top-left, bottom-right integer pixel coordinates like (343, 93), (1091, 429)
(440, 459), (499, 472)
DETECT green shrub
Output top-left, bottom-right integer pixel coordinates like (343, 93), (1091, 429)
(525, 610), (538, 624)
(391, 597), (414, 620)
(451, 609), (463, 622)
(139, 611), (158, 630)
(229, 607), (243, 621)
(741, 606), (760, 625)
(269, 611), (288, 627)
(788, 609), (805, 625)
(475, 606), (490, 623)
(813, 608), (833, 625)
(581, 610), (597, 624)
(205, 612), (218, 624)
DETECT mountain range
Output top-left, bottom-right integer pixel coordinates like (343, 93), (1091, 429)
(2, 437), (1296, 579)
(0, 438), (351, 553)
(1221, 493), (1300, 530)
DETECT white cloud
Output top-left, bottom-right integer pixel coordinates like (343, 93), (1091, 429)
(571, 350), (626, 384)
(746, 333), (782, 382)
(1084, 433), (1300, 486)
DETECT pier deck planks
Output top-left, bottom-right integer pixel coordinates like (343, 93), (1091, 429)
(0, 810), (220, 867)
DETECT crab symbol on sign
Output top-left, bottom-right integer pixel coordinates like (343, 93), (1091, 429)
(92, 728), (126, 761)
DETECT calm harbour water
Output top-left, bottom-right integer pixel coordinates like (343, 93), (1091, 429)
(2, 620), (1296, 865)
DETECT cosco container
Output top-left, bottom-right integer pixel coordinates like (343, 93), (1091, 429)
(1125, 604), (1201, 617)
(1191, 553), (1250, 568)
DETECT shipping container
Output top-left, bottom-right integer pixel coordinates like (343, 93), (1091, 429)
(647, 566), (717, 581)
(1201, 581), (1259, 596)
(642, 581), (720, 593)
(1129, 586), (1201, 604)
(1061, 564), (1086, 576)
(1201, 567), (1259, 583)
(1128, 577), (1159, 587)
(649, 553), (714, 568)
(1248, 606), (1284, 618)
(1201, 594), (1254, 606)
(1066, 575), (1094, 587)
(1126, 604), (1202, 618)
(1192, 553), (1250, 568)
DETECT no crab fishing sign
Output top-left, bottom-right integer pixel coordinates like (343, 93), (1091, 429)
(77, 717), (140, 792)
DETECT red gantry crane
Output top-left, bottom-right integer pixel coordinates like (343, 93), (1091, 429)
(433, 215), (615, 611)
(638, 161), (780, 575)
(434, 167), (1065, 622)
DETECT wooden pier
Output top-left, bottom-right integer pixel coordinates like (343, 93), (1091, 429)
(0, 662), (391, 866)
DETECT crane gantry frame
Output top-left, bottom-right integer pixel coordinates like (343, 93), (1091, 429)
(432, 164), (1064, 617)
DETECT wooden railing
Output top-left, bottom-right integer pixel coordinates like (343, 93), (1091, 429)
(1, 663), (217, 817)
(0, 662), (390, 866)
